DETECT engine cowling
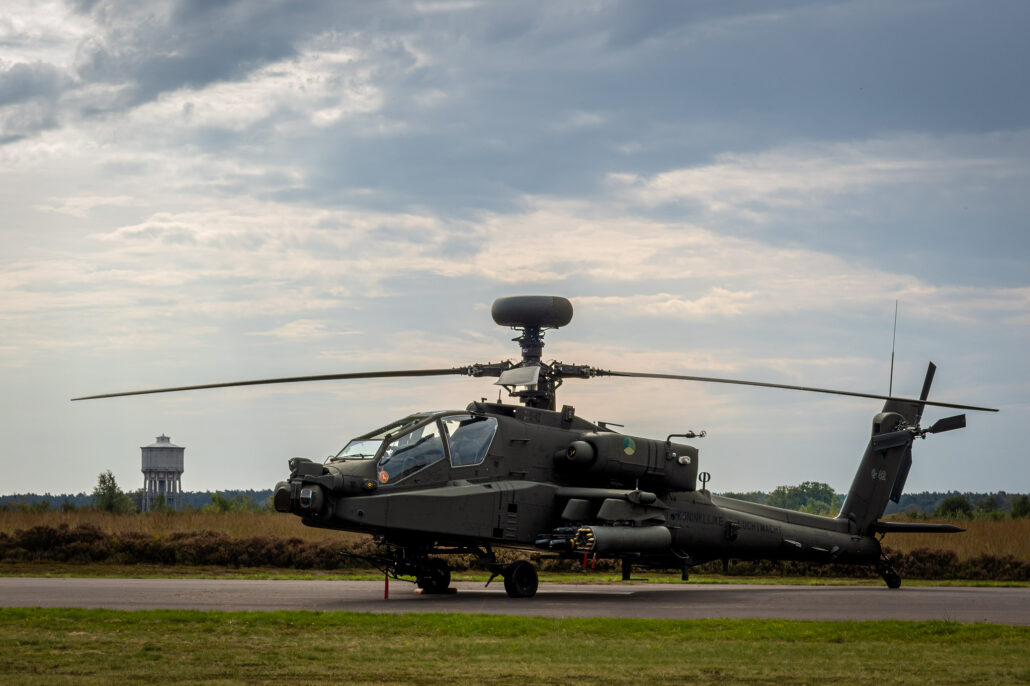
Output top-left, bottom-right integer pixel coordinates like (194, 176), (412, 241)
(556, 432), (699, 491)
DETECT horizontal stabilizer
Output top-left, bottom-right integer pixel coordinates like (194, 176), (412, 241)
(871, 430), (913, 452)
(871, 521), (965, 534)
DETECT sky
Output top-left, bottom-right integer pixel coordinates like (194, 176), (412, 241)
(1, 0), (1027, 498)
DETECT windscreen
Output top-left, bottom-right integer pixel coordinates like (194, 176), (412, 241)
(377, 420), (445, 484)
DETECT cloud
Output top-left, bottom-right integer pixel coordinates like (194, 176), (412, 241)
(127, 44), (383, 134)
(252, 320), (361, 340)
(0, 60), (72, 139)
(2, 182), (1024, 375)
(0, 0), (1027, 495)
(609, 137), (1026, 217)
(34, 193), (139, 217)
(70, 1), (308, 102)
(550, 110), (607, 131)
(0, 60), (67, 104)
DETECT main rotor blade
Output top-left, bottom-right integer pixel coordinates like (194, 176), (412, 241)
(596, 369), (998, 413)
(71, 367), (473, 401)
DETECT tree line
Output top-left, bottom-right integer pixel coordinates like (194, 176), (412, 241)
(4, 473), (1029, 519)
(721, 482), (1030, 519)
(1, 471), (273, 514)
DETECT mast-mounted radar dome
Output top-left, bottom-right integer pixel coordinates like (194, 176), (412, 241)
(491, 296), (573, 329)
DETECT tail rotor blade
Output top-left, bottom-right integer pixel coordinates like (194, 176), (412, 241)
(910, 361), (937, 426)
(919, 362), (937, 402)
(929, 414), (966, 434)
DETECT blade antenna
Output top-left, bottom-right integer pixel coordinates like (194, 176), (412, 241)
(889, 300), (898, 396)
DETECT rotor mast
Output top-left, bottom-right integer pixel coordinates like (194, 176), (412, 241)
(489, 295), (581, 410)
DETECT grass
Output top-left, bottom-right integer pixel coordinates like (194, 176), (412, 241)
(0, 608), (1027, 685)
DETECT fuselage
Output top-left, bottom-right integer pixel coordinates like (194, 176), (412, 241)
(274, 401), (883, 571)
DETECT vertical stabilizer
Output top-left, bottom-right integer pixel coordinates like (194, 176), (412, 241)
(837, 363), (933, 533)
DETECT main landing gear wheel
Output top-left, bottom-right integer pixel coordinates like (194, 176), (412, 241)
(503, 560), (538, 598)
(416, 558), (451, 594)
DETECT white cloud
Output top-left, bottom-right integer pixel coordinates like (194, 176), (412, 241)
(551, 110), (607, 131)
(128, 45), (382, 133)
(34, 193), (140, 217)
(413, 1), (483, 14)
(252, 320), (361, 340)
(609, 136), (1028, 222)
(0, 1), (94, 67)
(3, 186), (1024, 368)
(0, 2), (1026, 496)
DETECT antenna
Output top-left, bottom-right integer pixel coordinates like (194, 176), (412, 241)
(889, 300), (898, 396)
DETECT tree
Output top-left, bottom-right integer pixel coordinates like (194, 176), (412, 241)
(91, 471), (135, 514)
(149, 493), (169, 513)
(974, 494), (1003, 520)
(766, 481), (842, 515)
(721, 491), (765, 504)
(976, 494), (1000, 513)
(203, 491), (262, 513)
(1012, 495), (1030, 519)
(204, 491), (236, 513)
(934, 494), (972, 519)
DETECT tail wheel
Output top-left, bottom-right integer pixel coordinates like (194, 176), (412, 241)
(877, 559), (902, 589)
(882, 567), (902, 589)
(416, 558), (451, 594)
(503, 560), (538, 598)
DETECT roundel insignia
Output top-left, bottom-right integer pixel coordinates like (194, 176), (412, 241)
(623, 437), (636, 456)
(378, 470), (389, 484)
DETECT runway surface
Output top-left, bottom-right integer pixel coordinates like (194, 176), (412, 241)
(2, 578), (1028, 624)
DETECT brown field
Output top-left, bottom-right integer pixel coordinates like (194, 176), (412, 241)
(0, 510), (364, 544)
(2, 511), (1027, 561)
(881, 519), (1030, 560)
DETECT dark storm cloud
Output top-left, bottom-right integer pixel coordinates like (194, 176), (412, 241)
(20, 0), (1029, 156)
(8, 0), (1028, 282)
(0, 62), (69, 140)
(265, 0), (1027, 289)
(292, 0), (1030, 205)
(72, 0), (315, 103)
(0, 62), (66, 105)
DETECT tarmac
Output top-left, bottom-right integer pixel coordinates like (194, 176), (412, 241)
(1, 577), (1028, 624)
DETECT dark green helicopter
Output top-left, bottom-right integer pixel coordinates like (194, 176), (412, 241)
(74, 296), (998, 598)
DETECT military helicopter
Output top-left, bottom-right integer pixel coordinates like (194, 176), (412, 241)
(74, 296), (998, 598)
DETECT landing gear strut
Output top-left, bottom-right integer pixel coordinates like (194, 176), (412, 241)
(342, 541), (455, 594)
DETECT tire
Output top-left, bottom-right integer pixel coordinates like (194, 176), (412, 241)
(878, 563), (901, 589)
(502, 560), (538, 598)
(416, 558), (451, 594)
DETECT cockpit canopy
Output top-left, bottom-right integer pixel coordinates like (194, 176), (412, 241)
(328, 411), (498, 485)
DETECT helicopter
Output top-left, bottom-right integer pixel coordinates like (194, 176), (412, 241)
(74, 295), (998, 598)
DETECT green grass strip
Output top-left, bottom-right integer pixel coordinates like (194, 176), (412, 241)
(1, 608), (1028, 685)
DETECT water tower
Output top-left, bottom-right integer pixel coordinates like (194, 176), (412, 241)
(141, 434), (184, 511)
